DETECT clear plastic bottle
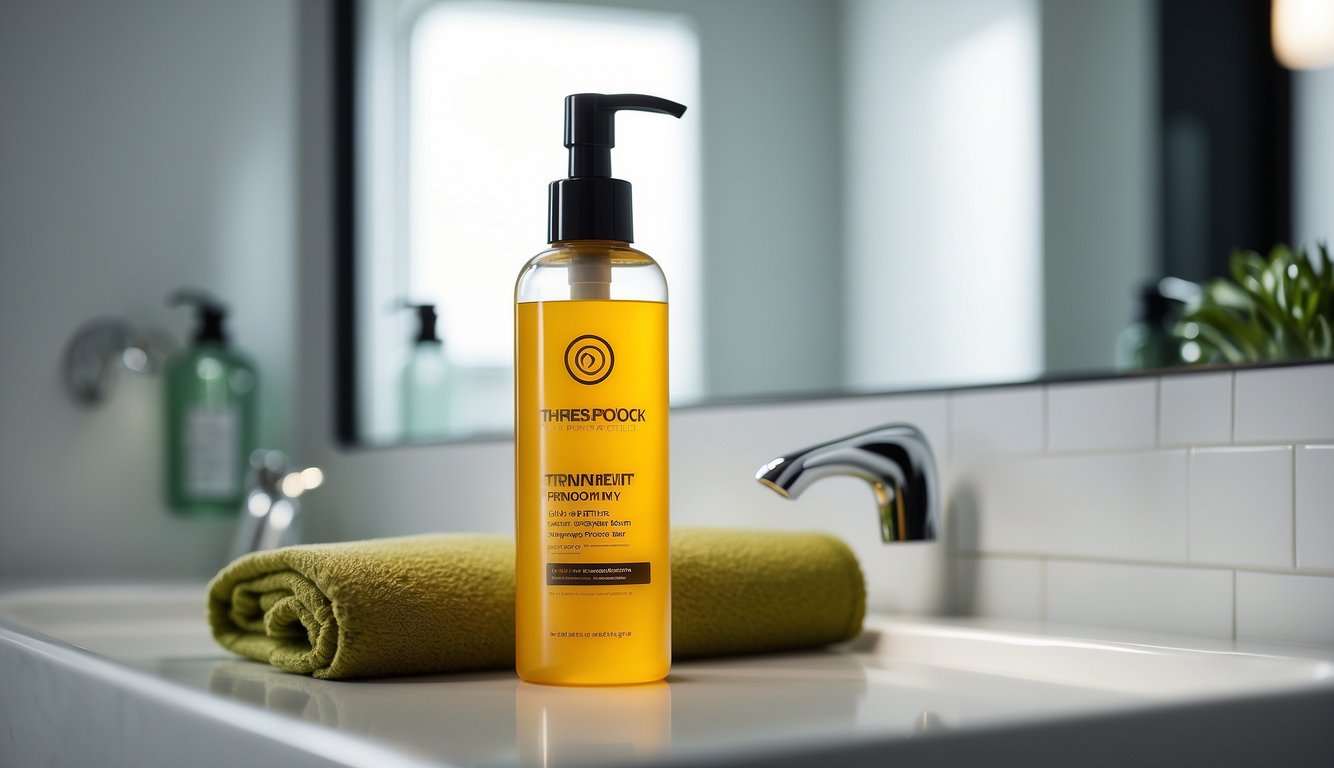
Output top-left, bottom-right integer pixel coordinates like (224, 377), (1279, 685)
(400, 304), (453, 440)
(514, 94), (684, 685)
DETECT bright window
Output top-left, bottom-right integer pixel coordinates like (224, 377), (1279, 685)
(399, 0), (701, 436)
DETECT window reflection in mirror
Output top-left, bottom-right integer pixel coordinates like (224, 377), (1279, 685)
(356, 0), (700, 443)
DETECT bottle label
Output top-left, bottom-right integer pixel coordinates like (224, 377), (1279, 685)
(184, 405), (240, 498)
(547, 562), (651, 585)
(515, 299), (669, 669)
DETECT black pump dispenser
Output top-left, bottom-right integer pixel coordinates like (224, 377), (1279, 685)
(548, 93), (686, 244)
(407, 303), (441, 344)
(168, 289), (229, 344)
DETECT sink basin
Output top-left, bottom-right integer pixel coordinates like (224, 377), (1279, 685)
(3, 584), (1332, 767)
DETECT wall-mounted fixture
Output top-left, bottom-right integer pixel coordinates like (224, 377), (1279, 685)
(62, 319), (173, 406)
(757, 423), (940, 544)
(1273, 0), (1334, 70)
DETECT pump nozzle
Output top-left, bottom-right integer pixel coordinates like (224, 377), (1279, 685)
(549, 93), (687, 244)
(565, 93), (687, 178)
(168, 288), (229, 343)
(398, 301), (441, 344)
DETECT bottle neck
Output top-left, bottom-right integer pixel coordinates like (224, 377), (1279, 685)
(567, 249), (615, 301)
(552, 239), (630, 249)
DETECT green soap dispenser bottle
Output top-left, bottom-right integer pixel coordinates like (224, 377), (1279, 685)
(401, 302), (454, 441)
(164, 290), (258, 515)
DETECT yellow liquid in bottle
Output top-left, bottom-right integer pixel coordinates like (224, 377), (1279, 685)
(515, 299), (670, 685)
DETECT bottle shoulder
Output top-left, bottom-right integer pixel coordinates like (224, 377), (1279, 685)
(515, 240), (668, 304)
(405, 342), (449, 367)
(166, 344), (258, 388)
(173, 340), (253, 361)
(517, 241), (663, 275)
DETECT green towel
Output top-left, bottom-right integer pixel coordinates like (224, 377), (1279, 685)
(208, 527), (866, 680)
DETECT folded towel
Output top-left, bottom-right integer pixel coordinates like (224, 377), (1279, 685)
(669, 528), (866, 659)
(208, 527), (865, 680)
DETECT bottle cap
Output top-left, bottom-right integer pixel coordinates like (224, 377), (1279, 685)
(405, 303), (441, 344)
(168, 289), (229, 344)
(548, 93), (686, 244)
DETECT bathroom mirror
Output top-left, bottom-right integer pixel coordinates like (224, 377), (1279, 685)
(337, 0), (1328, 446)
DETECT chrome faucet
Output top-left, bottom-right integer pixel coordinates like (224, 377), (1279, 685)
(229, 450), (324, 560)
(756, 423), (939, 543)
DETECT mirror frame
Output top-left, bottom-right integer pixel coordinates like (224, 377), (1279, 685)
(334, 0), (358, 444)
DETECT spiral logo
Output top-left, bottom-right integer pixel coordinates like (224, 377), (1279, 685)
(564, 334), (615, 385)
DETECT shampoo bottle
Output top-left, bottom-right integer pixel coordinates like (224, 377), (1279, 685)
(514, 93), (685, 685)
(164, 290), (257, 515)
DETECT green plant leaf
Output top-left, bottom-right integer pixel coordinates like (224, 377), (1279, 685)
(1180, 241), (1334, 364)
(1315, 315), (1333, 357)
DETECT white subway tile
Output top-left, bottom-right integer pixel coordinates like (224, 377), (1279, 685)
(1189, 446), (1293, 568)
(1159, 372), (1232, 446)
(866, 542), (948, 616)
(950, 387), (1045, 464)
(1296, 445), (1334, 570)
(1048, 379), (1157, 452)
(1236, 571), (1334, 646)
(672, 393), (952, 616)
(1234, 365), (1334, 443)
(1046, 560), (1233, 639)
(950, 555), (1043, 620)
(962, 450), (1188, 562)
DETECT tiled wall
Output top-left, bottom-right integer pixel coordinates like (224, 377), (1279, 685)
(948, 363), (1334, 648)
(311, 362), (1333, 648)
(665, 362), (1334, 647)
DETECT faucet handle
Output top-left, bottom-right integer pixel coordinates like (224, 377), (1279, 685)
(756, 423), (939, 543)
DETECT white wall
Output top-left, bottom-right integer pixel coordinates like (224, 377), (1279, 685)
(0, 0), (301, 581)
(686, 0), (845, 399)
(1294, 65), (1334, 247)
(1039, 0), (1156, 375)
(843, 0), (1043, 391)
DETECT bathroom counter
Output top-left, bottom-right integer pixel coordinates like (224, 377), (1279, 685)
(3, 584), (1333, 767)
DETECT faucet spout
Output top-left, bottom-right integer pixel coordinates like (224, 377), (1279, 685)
(229, 450), (324, 561)
(756, 423), (939, 543)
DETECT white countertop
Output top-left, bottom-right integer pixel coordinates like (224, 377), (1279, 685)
(3, 584), (1333, 767)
